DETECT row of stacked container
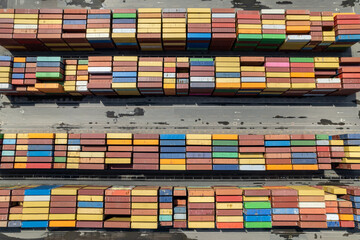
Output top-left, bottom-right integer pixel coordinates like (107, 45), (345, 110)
(0, 133), (359, 171)
(1, 56), (360, 96)
(0, 9), (359, 52)
(2, 185), (360, 229)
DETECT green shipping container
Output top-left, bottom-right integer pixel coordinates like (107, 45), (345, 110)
(212, 140), (238, 146)
(316, 134), (329, 140)
(54, 157), (67, 163)
(237, 34), (262, 41)
(289, 57), (314, 63)
(0, 134), (3, 139)
(36, 56), (62, 62)
(35, 72), (63, 79)
(244, 222), (272, 228)
(244, 202), (271, 209)
(212, 152), (238, 158)
(113, 13), (136, 18)
(78, 60), (88, 65)
(290, 140), (316, 146)
(190, 58), (213, 62)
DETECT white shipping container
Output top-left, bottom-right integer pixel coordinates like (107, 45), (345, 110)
(14, 24), (38, 29)
(241, 77), (266, 83)
(190, 77), (215, 82)
(76, 81), (88, 86)
(298, 202), (326, 208)
(261, 9), (285, 14)
(211, 13), (236, 18)
(262, 25), (286, 30)
(316, 140), (330, 145)
(76, 86), (89, 92)
(88, 67), (112, 74)
(68, 146), (81, 151)
(239, 165), (266, 171)
(174, 214), (187, 220)
(164, 73), (176, 78)
(0, 83), (12, 89)
(286, 35), (311, 42)
(316, 78), (341, 83)
(24, 195), (51, 202)
(112, 29), (136, 33)
(86, 33), (111, 39)
(326, 214), (340, 221)
(163, 8), (186, 13)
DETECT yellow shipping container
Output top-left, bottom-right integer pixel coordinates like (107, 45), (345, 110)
(160, 159), (186, 165)
(160, 165), (186, 171)
(49, 214), (76, 220)
(216, 216), (244, 222)
(188, 197), (215, 203)
(186, 140), (212, 145)
(138, 72), (162, 77)
(216, 202), (243, 209)
(77, 195), (104, 202)
(28, 133), (54, 139)
(238, 153), (264, 158)
(239, 159), (265, 165)
(323, 186), (347, 195)
(132, 189), (158, 196)
(212, 134), (238, 140)
(131, 203), (158, 209)
(23, 202), (50, 208)
(186, 134), (212, 140)
(131, 216), (157, 222)
(324, 193), (337, 201)
(131, 222), (158, 229)
(107, 139), (132, 145)
(51, 188), (78, 196)
(290, 186), (325, 196)
(138, 8), (162, 13)
(9, 214), (22, 221)
(188, 221), (215, 228)
(105, 158), (131, 164)
(285, 15), (310, 20)
(76, 214), (103, 221)
(345, 152), (360, 158)
(339, 214), (354, 221)
(160, 209), (173, 215)
(187, 18), (211, 24)
(22, 214), (49, 221)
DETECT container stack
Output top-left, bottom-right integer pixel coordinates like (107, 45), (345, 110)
(316, 135), (332, 170)
(187, 8), (211, 50)
(0, 56), (13, 94)
(320, 12), (336, 51)
(13, 9), (44, 51)
(186, 134), (212, 170)
(13, 133), (26, 169)
(112, 56), (139, 96)
(79, 133), (106, 170)
(0, 187), (11, 228)
(137, 57), (164, 95)
(76, 186), (107, 228)
(62, 9), (92, 51)
(0, 134), (3, 169)
(238, 56), (266, 95)
(86, 9), (114, 49)
(290, 134), (317, 171)
(318, 187), (340, 228)
(212, 134), (239, 171)
(263, 57), (290, 95)
(292, 186), (327, 228)
(329, 137), (345, 165)
(159, 187), (173, 227)
(189, 58), (215, 95)
(243, 188), (272, 229)
(187, 187), (215, 229)
(131, 186), (159, 229)
(66, 134), (80, 169)
(163, 57), (176, 95)
(21, 185), (58, 228)
(137, 8), (162, 51)
(173, 187), (187, 228)
(162, 8), (186, 51)
(234, 10), (261, 51)
(259, 9), (286, 50)
(345, 187), (360, 229)
(280, 10), (311, 50)
(214, 186), (243, 229)
(132, 134), (159, 170)
(49, 186), (78, 228)
(0, 9), (23, 51)
(334, 14), (360, 51)
(265, 134), (292, 171)
(112, 9), (138, 50)
(105, 133), (132, 168)
(8, 185), (28, 228)
(26, 133), (54, 169)
(23, 57), (38, 95)
(337, 134), (360, 170)
(37, 9), (69, 51)
(1, 134), (16, 169)
(53, 133), (67, 169)
(213, 57), (240, 96)
(311, 57), (339, 96)
(87, 56), (114, 96)
(209, 9), (236, 51)
(270, 187), (299, 227)
(11, 57), (25, 92)
(238, 135), (266, 171)
(35, 56), (65, 94)
(160, 134), (186, 171)
(76, 59), (90, 95)
(288, 57), (315, 96)
(336, 57), (360, 96)
(63, 59), (77, 94)
(176, 57), (190, 95)
(103, 186), (132, 228)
